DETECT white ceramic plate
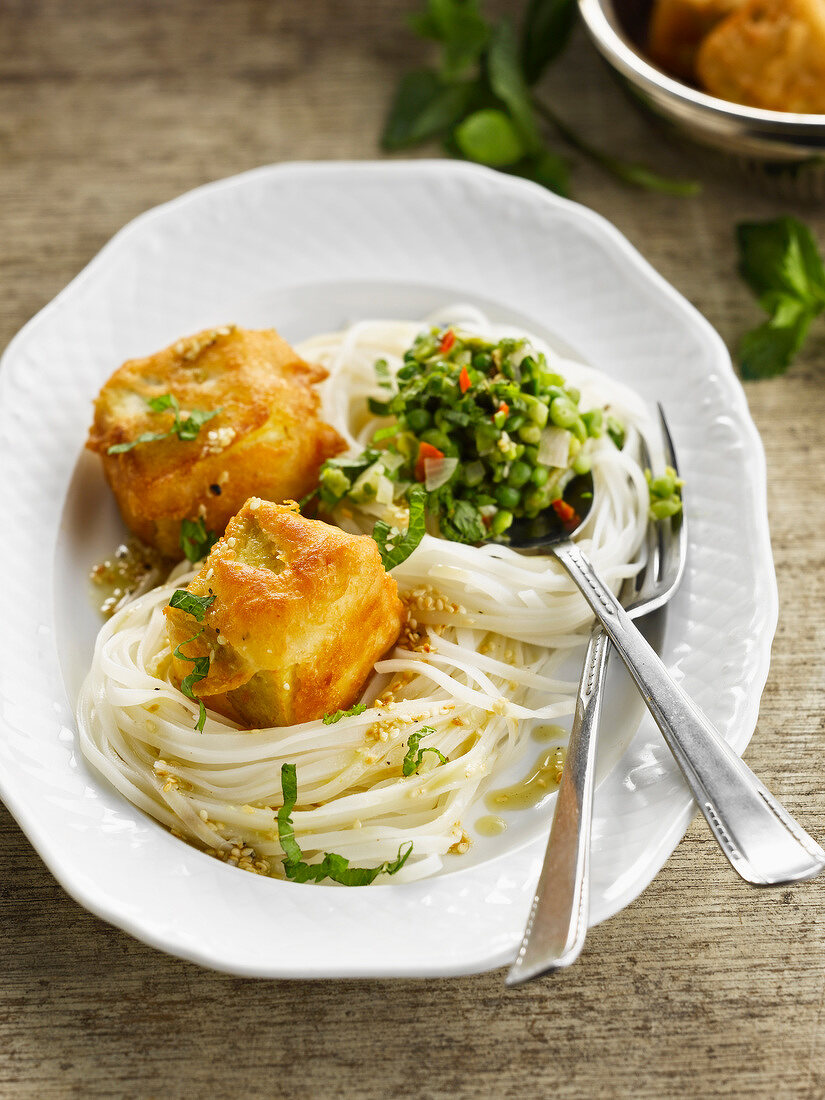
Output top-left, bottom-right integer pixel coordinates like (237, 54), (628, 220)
(0, 161), (776, 978)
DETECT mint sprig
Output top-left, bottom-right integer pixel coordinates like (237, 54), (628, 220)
(736, 217), (825, 380)
(277, 763), (413, 885)
(322, 703), (368, 725)
(180, 516), (219, 563)
(380, 0), (697, 198)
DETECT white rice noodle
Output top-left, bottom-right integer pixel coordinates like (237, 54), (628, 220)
(77, 307), (661, 885)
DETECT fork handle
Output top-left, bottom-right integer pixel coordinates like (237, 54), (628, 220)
(507, 626), (609, 985)
(553, 541), (825, 886)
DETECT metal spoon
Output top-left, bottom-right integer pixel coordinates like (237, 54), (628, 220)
(508, 415), (685, 983)
(503, 458), (825, 916)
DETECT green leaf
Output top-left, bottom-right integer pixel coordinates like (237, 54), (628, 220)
(438, 497), (486, 543)
(180, 516), (219, 563)
(521, 0), (578, 85)
(511, 148), (571, 197)
(322, 703), (367, 725)
(409, 0), (490, 80)
(736, 218), (825, 379)
(739, 308), (816, 380)
(402, 726), (447, 776)
(487, 19), (542, 153)
(455, 108), (525, 167)
(737, 218), (825, 304)
(172, 630), (210, 732)
(147, 393), (180, 416)
(372, 484), (428, 569)
(382, 69), (477, 150)
(168, 589), (216, 622)
(106, 393), (221, 454)
(374, 358), (394, 390)
(277, 763), (413, 885)
(177, 407), (220, 440)
(107, 430), (173, 455)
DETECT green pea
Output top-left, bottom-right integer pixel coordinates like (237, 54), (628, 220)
(531, 464), (550, 487)
(549, 398), (578, 429)
(570, 417), (587, 443)
(523, 488), (550, 513)
(407, 407), (431, 434)
(573, 453), (592, 476)
(491, 509), (514, 535)
(650, 474), (676, 498)
(526, 399), (549, 427)
(473, 352), (492, 371)
(650, 498), (682, 520)
(508, 461), (531, 488)
(518, 424), (542, 445)
(565, 386), (581, 405)
(495, 485), (521, 510)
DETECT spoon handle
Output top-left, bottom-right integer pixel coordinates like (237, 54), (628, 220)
(507, 626), (609, 985)
(553, 541), (825, 886)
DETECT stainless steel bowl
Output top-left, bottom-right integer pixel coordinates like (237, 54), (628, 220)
(578, 0), (825, 199)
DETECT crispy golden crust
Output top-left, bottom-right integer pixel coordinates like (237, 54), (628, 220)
(697, 0), (825, 112)
(87, 325), (346, 557)
(164, 499), (405, 728)
(648, 0), (744, 80)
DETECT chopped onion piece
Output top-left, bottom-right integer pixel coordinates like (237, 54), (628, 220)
(424, 456), (459, 491)
(379, 451), (405, 472)
(538, 426), (571, 468)
(376, 475), (395, 505)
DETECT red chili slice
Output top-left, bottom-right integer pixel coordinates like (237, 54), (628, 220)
(552, 499), (579, 528)
(439, 329), (456, 355)
(459, 366), (471, 394)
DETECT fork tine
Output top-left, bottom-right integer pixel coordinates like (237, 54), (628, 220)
(656, 404), (688, 593)
(635, 428), (661, 595)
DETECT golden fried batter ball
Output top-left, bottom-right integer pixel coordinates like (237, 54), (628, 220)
(697, 0), (825, 113)
(87, 325), (346, 558)
(164, 499), (405, 729)
(648, 0), (744, 80)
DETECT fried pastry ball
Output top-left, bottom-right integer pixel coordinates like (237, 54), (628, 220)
(87, 325), (346, 558)
(648, 0), (744, 80)
(164, 498), (405, 729)
(696, 0), (825, 113)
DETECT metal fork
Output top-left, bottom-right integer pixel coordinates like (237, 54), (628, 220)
(507, 406), (825, 984)
(507, 409), (683, 984)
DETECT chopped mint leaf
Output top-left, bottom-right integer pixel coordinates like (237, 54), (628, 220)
(402, 726), (447, 776)
(277, 763), (413, 885)
(172, 630), (210, 731)
(372, 484), (427, 569)
(322, 703), (367, 725)
(107, 393), (221, 454)
(180, 516), (219, 562)
(168, 589), (216, 622)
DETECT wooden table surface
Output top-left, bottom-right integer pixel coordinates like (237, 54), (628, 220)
(2, 2), (824, 1097)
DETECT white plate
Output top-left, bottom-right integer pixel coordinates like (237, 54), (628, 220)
(0, 161), (776, 978)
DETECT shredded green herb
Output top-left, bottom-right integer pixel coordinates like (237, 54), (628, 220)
(371, 484), (428, 569)
(180, 516), (219, 562)
(172, 630), (210, 732)
(277, 763), (413, 885)
(322, 703), (367, 725)
(402, 726), (447, 776)
(168, 589), (216, 622)
(107, 393), (221, 454)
